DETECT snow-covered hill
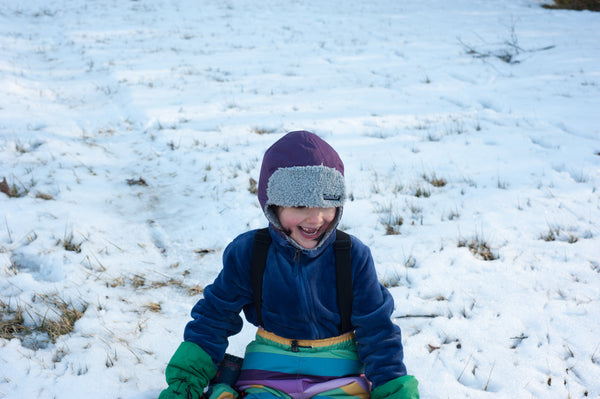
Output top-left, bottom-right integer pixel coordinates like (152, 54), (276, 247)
(1, 1), (599, 398)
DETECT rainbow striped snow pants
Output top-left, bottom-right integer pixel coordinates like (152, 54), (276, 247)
(234, 329), (370, 399)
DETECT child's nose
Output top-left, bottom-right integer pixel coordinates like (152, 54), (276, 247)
(306, 208), (325, 223)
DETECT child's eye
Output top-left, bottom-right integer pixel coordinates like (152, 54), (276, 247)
(295, 206), (307, 209)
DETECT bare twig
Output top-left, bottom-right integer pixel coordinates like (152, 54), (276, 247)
(483, 361), (496, 391)
(458, 26), (555, 65)
(4, 216), (12, 243)
(395, 314), (439, 319)
(457, 352), (474, 382)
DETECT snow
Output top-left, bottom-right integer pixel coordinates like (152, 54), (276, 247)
(1, 0), (599, 398)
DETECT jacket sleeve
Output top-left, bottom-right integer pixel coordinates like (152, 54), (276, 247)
(183, 232), (255, 365)
(350, 238), (409, 389)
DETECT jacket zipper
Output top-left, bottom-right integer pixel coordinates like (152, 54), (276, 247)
(293, 249), (301, 264)
(295, 250), (320, 337)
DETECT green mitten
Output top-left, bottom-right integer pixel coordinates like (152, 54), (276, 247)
(371, 375), (419, 399)
(159, 342), (217, 398)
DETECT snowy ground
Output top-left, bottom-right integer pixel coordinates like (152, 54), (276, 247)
(1, 0), (599, 398)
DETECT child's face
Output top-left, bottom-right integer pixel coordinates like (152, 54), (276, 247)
(276, 206), (337, 249)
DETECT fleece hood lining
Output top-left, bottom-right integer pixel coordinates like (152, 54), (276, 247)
(265, 165), (345, 209)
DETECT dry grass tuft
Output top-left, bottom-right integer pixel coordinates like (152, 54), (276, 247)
(0, 177), (28, 198)
(1, 294), (87, 344)
(35, 192), (54, 200)
(107, 273), (203, 296)
(126, 177), (148, 186)
(142, 302), (162, 313)
(540, 228), (558, 242)
(540, 226), (579, 244)
(248, 177), (258, 194)
(194, 248), (215, 258)
(252, 127), (278, 135)
(414, 186), (431, 198)
(459, 236), (498, 261)
(59, 232), (82, 253)
(188, 284), (204, 296)
(385, 223), (401, 235)
(376, 203), (404, 235)
(0, 300), (28, 339)
(423, 173), (447, 187)
(35, 293), (88, 343)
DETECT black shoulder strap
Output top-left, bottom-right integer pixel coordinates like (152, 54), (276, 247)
(333, 230), (353, 334)
(251, 228), (353, 333)
(251, 228), (271, 327)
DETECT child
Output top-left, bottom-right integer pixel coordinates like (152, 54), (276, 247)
(159, 131), (419, 399)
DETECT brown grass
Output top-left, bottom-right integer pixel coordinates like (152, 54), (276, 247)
(251, 127), (277, 135)
(459, 236), (498, 261)
(35, 293), (87, 343)
(59, 232), (82, 253)
(542, 0), (600, 10)
(0, 301), (28, 339)
(0, 177), (28, 198)
(142, 302), (162, 313)
(1, 294), (87, 344)
(248, 177), (258, 194)
(423, 173), (447, 187)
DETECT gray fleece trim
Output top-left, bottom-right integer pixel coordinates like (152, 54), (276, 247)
(265, 165), (345, 209)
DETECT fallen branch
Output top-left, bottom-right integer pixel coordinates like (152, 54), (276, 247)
(458, 21), (556, 65)
(395, 314), (439, 319)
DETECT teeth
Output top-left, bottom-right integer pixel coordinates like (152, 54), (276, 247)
(300, 226), (319, 235)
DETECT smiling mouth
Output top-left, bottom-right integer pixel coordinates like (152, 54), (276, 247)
(299, 226), (320, 237)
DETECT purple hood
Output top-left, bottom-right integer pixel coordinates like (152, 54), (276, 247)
(257, 131), (346, 247)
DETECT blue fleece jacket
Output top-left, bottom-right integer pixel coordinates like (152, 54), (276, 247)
(183, 226), (408, 389)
